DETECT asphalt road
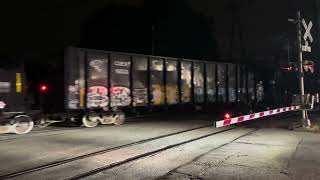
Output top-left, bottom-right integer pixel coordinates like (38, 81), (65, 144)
(0, 114), (319, 180)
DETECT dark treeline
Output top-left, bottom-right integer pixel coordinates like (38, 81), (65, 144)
(0, 0), (217, 66)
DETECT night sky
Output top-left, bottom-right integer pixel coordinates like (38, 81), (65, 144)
(1, 0), (319, 70)
(1, 0), (320, 110)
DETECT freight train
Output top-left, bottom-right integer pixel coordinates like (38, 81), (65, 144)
(0, 47), (261, 134)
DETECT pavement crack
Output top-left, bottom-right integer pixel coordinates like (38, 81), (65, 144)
(236, 154), (248, 158)
(287, 138), (303, 168)
(284, 137), (303, 179)
(157, 171), (204, 180)
(280, 169), (293, 180)
(214, 153), (238, 167)
(223, 162), (280, 172)
(187, 128), (259, 165)
(233, 141), (293, 147)
(175, 171), (205, 180)
(158, 128), (259, 179)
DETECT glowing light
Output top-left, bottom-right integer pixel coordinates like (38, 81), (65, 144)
(39, 84), (48, 93)
(224, 113), (231, 119)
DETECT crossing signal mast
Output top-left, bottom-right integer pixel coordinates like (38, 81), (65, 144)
(288, 11), (315, 128)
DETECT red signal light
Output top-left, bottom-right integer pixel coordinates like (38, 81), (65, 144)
(224, 113), (231, 119)
(39, 84), (48, 93)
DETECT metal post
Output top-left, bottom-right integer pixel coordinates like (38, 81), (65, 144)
(296, 11), (311, 128)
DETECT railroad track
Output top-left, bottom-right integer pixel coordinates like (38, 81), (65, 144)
(0, 124), (220, 180)
(0, 113), (276, 179)
(1, 110), (297, 180)
(68, 127), (256, 180)
(0, 114), (163, 142)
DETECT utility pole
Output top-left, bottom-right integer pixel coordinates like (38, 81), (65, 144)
(294, 11), (311, 128)
(287, 39), (290, 64)
(151, 25), (155, 55)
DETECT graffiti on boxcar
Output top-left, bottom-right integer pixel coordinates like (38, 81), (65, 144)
(87, 56), (109, 108)
(166, 85), (178, 104)
(166, 60), (178, 105)
(152, 84), (165, 105)
(217, 64), (227, 102)
(248, 73), (255, 101)
(67, 84), (80, 109)
(181, 62), (192, 103)
(132, 57), (148, 106)
(194, 63), (205, 103)
(133, 88), (148, 106)
(206, 64), (216, 103)
(87, 86), (109, 108)
(89, 59), (108, 79)
(228, 88), (236, 102)
(151, 59), (165, 105)
(207, 88), (215, 102)
(114, 61), (130, 67)
(110, 56), (131, 107)
(110, 86), (131, 107)
(257, 82), (264, 102)
(195, 87), (204, 103)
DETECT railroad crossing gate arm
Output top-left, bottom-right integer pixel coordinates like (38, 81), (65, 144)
(215, 106), (300, 128)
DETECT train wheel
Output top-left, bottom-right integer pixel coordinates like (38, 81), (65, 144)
(12, 115), (34, 135)
(100, 115), (114, 125)
(82, 116), (99, 128)
(113, 112), (125, 125)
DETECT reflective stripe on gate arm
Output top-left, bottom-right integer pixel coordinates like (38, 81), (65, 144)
(215, 106), (300, 128)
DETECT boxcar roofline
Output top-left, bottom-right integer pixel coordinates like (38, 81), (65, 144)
(72, 46), (239, 66)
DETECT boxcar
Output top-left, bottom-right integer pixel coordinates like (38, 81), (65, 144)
(64, 47), (257, 127)
(0, 65), (34, 134)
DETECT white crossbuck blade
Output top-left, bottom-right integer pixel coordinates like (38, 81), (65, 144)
(302, 19), (313, 43)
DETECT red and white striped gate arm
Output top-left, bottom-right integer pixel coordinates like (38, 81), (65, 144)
(215, 106), (300, 128)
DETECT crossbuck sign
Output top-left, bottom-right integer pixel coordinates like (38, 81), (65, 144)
(302, 19), (313, 52)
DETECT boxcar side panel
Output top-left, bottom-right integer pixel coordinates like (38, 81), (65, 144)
(132, 56), (148, 107)
(150, 58), (165, 106)
(206, 63), (216, 103)
(65, 47), (80, 110)
(180, 61), (192, 103)
(237, 65), (241, 102)
(110, 54), (131, 107)
(193, 62), (205, 104)
(165, 59), (179, 105)
(86, 51), (109, 109)
(228, 64), (237, 103)
(217, 64), (227, 103)
(240, 66), (248, 103)
(248, 72), (256, 102)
